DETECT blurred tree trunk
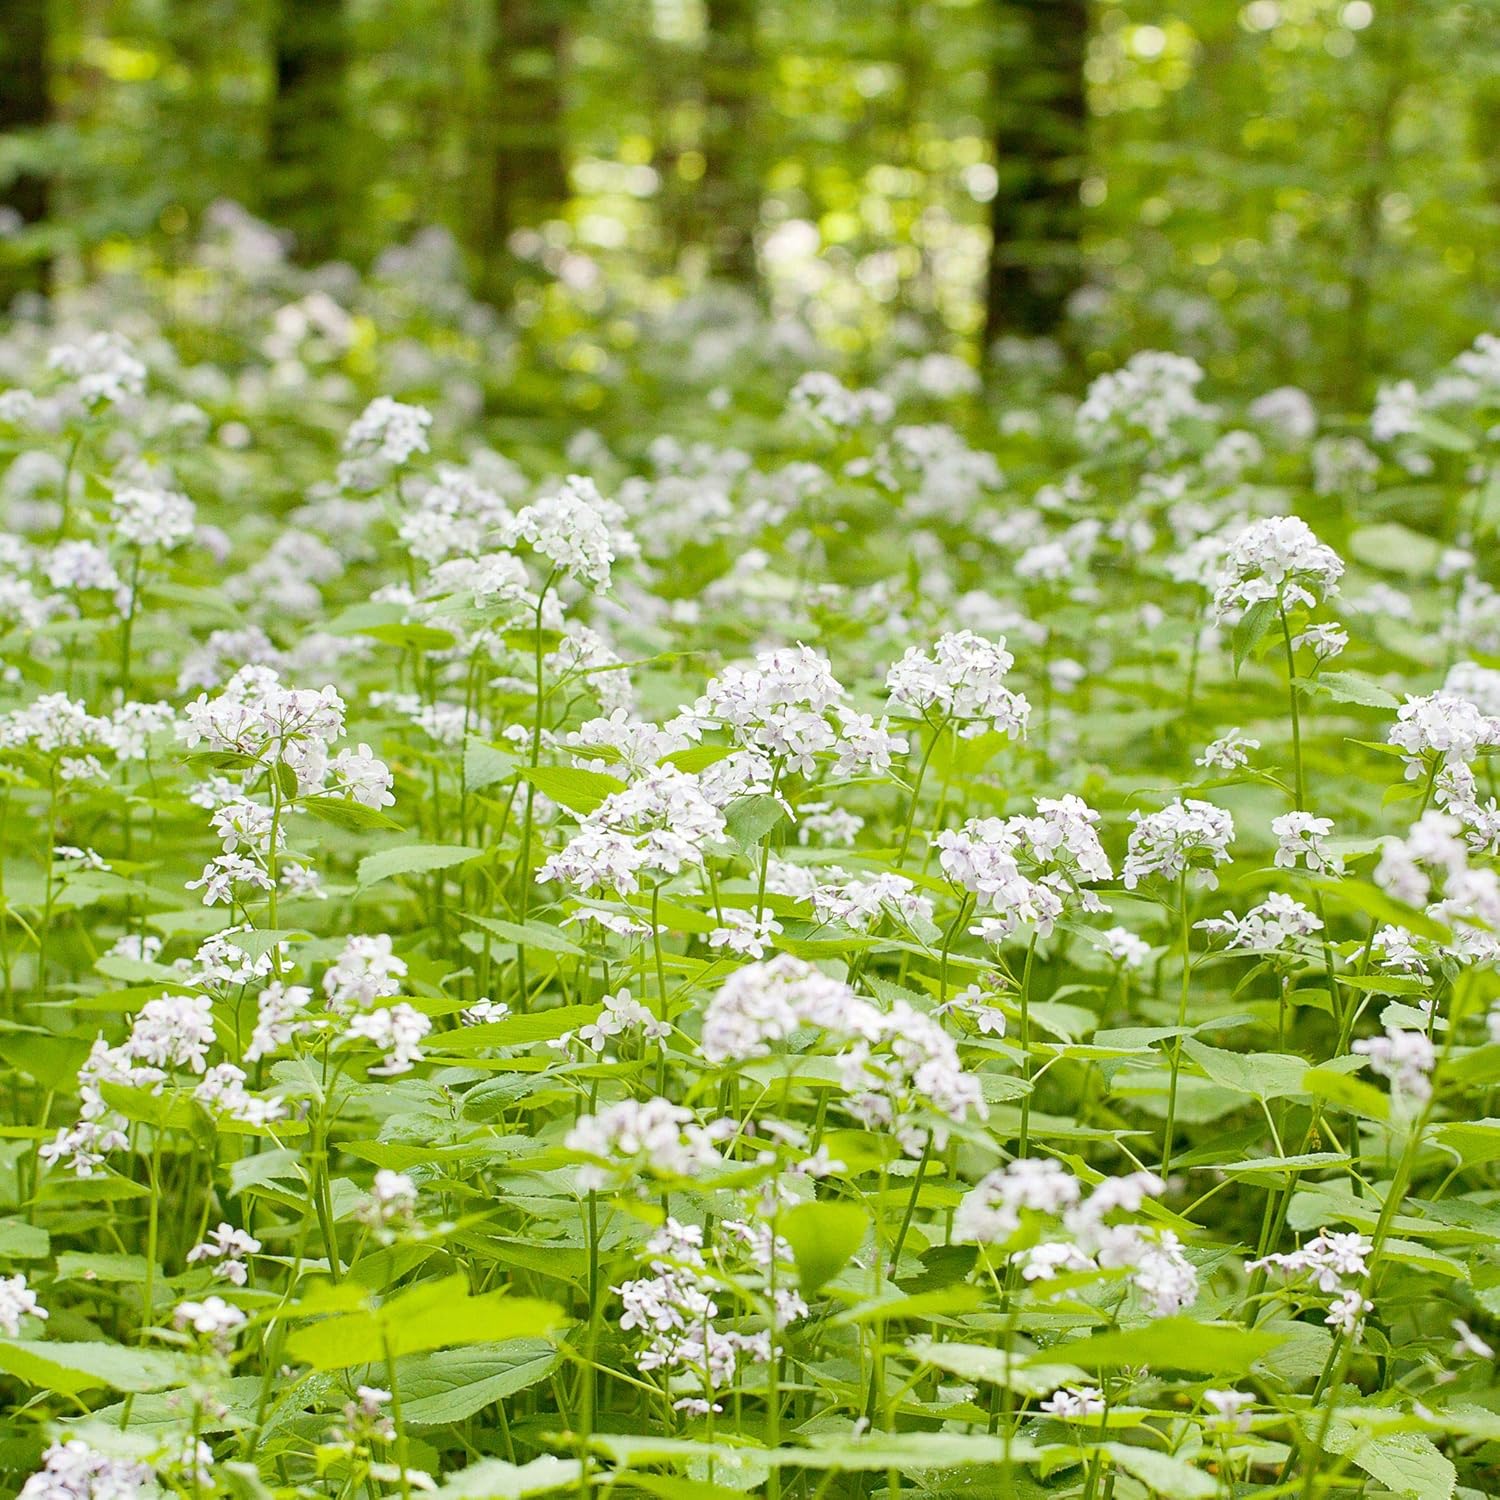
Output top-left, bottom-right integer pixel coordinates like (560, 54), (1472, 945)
(266, 0), (348, 264)
(700, 0), (758, 284)
(983, 0), (1088, 352)
(0, 0), (52, 304)
(483, 0), (568, 300)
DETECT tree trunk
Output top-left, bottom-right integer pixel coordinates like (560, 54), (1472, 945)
(700, 0), (758, 284)
(483, 0), (568, 299)
(266, 0), (348, 265)
(0, 0), (51, 304)
(983, 0), (1088, 351)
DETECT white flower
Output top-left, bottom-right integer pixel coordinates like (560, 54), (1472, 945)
(1212, 515), (1343, 619)
(1197, 728), (1260, 771)
(708, 909), (785, 960)
(500, 475), (638, 592)
(0, 1273), (46, 1335)
(358, 1169), (418, 1231)
(1352, 1026), (1435, 1103)
(324, 933), (407, 1010)
(1100, 926), (1151, 969)
(886, 631), (1030, 740)
(1389, 690), (1500, 778)
(48, 332), (146, 407)
(174, 1294), (247, 1345)
(700, 954), (859, 1064)
(565, 1097), (723, 1192)
(186, 1223), (262, 1285)
(19, 1441), (152, 1500)
(340, 396), (432, 484)
(1122, 799), (1235, 890)
(344, 1002), (431, 1075)
(1197, 893), (1322, 951)
(1076, 350), (1211, 452)
(789, 371), (893, 429)
(329, 743), (396, 808)
(1271, 811), (1342, 874)
(538, 765), (726, 895)
(1040, 1386), (1106, 1419)
(1203, 1388), (1254, 1433)
(112, 486), (196, 549)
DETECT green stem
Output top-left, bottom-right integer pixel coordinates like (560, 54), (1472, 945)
(1160, 874), (1192, 1180)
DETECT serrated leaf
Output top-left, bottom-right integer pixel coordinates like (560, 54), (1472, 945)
(286, 1276), (563, 1370)
(1051, 1318), (1284, 1374)
(357, 844), (484, 888)
(780, 1200), (867, 1294)
(723, 793), (787, 851)
(0, 1340), (190, 1394)
(396, 1341), (560, 1425)
(517, 766), (625, 815)
(1232, 598), (1278, 675)
(463, 914), (584, 956)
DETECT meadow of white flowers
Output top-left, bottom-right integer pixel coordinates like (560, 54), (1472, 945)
(2, 213), (1500, 1499)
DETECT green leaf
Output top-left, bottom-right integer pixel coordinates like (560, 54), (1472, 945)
(724, 793), (787, 852)
(908, 1338), (1087, 1397)
(1322, 1423), (1456, 1500)
(1348, 522), (1443, 577)
(286, 1275), (563, 1369)
(1103, 1445), (1216, 1499)
(435, 1005), (600, 1052)
(1232, 598), (1278, 675)
(1303, 1065), (1390, 1122)
(0, 1032), (93, 1091)
(302, 795), (403, 831)
(1317, 672), (1400, 710)
(517, 766), (625, 815)
(464, 737), (517, 793)
(397, 1341), (559, 1425)
(0, 1340), (190, 1394)
(1181, 1040), (1311, 1101)
(357, 844), (484, 888)
(432, 1457), (582, 1500)
(1050, 1318), (1285, 1375)
(0, 1218), (48, 1258)
(780, 1201), (867, 1294)
(463, 914), (584, 956)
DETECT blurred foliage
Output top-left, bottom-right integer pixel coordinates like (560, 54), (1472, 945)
(0, 0), (1497, 399)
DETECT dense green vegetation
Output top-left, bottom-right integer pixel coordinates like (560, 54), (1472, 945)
(2, 4), (1500, 1500)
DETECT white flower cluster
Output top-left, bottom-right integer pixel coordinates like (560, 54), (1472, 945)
(885, 630), (1031, 740)
(538, 764), (726, 895)
(178, 665), (392, 906)
(1076, 350), (1213, 452)
(186, 1222), (262, 1285)
(1353, 1026), (1436, 1105)
(954, 1161), (1199, 1318)
(683, 643), (906, 777)
(1211, 515), (1344, 619)
(1197, 893), (1322, 952)
(1122, 799), (1235, 890)
(112, 485), (196, 551)
(338, 396), (433, 489)
(47, 332), (147, 409)
(937, 795), (1112, 943)
(566, 1097), (725, 1192)
(0, 1271), (46, 1335)
(19, 1441), (153, 1500)
(698, 955), (984, 1154)
(1271, 811), (1342, 874)
(615, 1215), (806, 1413)
(788, 371), (894, 429)
(1248, 1229), (1373, 1336)
(499, 474), (638, 592)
